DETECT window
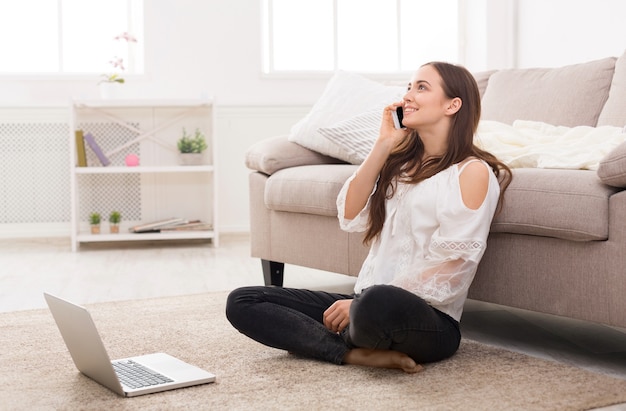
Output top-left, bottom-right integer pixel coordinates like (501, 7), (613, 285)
(262, 0), (460, 74)
(0, 0), (143, 75)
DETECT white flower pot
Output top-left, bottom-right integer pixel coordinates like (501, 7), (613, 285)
(179, 153), (204, 166)
(99, 82), (121, 99)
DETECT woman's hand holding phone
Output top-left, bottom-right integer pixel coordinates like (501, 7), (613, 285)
(392, 106), (405, 129)
(379, 103), (410, 153)
(344, 102), (409, 219)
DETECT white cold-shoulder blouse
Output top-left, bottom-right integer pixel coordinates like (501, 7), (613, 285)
(336, 160), (500, 322)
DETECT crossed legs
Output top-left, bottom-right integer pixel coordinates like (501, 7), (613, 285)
(226, 284), (460, 373)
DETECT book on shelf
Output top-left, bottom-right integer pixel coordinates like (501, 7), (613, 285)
(75, 130), (87, 167)
(129, 218), (191, 233)
(159, 222), (213, 231)
(83, 132), (111, 166)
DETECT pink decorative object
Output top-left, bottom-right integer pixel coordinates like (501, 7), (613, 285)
(125, 154), (139, 166)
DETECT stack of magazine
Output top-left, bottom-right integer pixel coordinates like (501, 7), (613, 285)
(129, 218), (213, 233)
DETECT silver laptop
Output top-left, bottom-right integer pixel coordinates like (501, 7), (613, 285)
(44, 292), (216, 397)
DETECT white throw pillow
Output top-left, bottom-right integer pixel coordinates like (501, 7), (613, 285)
(288, 71), (404, 161)
(318, 108), (382, 164)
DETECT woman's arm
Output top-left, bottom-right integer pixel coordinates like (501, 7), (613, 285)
(458, 159), (490, 210)
(343, 104), (410, 219)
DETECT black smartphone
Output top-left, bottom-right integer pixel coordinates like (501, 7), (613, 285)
(392, 106), (404, 129)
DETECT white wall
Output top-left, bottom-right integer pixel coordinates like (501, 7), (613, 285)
(1, 0), (625, 237)
(2, 0), (625, 106)
(463, 0), (626, 71)
(214, 105), (308, 232)
(463, 0), (517, 71)
(0, 0), (328, 107)
(515, 0), (626, 68)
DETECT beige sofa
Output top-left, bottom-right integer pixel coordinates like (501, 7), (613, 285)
(246, 53), (626, 329)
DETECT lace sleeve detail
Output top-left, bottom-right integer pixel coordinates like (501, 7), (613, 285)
(390, 257), (479, 306)
(390, 234), (486, 305)
(336, 172), (377, 233)
(430, 236), (486, 263)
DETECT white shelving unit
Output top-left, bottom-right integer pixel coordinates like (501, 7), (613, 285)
(69, 99), (218, 251)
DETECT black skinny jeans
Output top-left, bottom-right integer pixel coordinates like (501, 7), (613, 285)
(225, 284), (461, 365)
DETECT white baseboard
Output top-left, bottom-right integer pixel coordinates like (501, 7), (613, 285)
(0, 223), (70, 239)
(0, 223), (250, 239)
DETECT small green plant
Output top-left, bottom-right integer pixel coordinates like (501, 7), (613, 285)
(177, 128), (207, 153)
(89, 212), (101, 225)
(109, 211), (121, 224)
(99, 73), (125, 85)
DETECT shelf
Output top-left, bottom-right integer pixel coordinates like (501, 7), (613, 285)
(69, 99), (218, 251)
(76, 230), (217, 243)
(72, 99), (214, 108)
(75, 165), (215, 174)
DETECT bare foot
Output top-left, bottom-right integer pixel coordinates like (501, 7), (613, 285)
(343, 348), (423, 373)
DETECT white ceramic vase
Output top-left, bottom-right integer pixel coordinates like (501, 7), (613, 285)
(179, 153), (204, 166)
(99, 82), (121, 99)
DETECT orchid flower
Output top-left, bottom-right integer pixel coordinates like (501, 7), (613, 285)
(100, 32), (137, 85)
(114, 32), (138, 43)
(109, 57), (125, 71)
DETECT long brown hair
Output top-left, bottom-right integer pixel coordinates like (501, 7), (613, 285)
(363, 62), (512, 245)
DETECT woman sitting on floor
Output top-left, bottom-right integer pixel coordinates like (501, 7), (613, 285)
(226, 61), (512, 373)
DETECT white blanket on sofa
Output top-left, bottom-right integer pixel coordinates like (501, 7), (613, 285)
(475, 120), (626, 170)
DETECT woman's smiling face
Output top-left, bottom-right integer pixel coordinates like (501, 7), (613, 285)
(400, 64), (457, 131)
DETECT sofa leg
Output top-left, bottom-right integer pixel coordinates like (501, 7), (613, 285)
(261, 259), (284, 286)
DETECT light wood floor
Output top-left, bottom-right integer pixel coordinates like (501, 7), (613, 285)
(3, 234), (626, 410)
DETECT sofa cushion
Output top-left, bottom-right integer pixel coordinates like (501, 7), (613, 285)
(491, 168), (619, 241)
(287, 71), (404, 162)
(317, 108), (380, 165)
(265, 164), (358, 216)
(264, 165), (617, 242)
(597, 140), (626, 187)
(246, 135), (344, 175)
(597, 50), (626, 127)
(473, 70), (496, 99)
(482, 57), (616, 127)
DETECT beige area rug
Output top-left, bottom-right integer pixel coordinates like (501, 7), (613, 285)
(2, 292), (626, 411)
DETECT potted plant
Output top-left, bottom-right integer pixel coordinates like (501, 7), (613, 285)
(89, 212), (101, 234)
(109, 211), (121, 234)
(177, 128), (207, 165)
(98, 32), (138, 99)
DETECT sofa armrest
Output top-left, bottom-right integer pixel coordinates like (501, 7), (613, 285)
(245, 135), (345, 175)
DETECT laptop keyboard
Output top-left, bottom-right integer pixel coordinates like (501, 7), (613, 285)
(112, 359), (174, 389)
